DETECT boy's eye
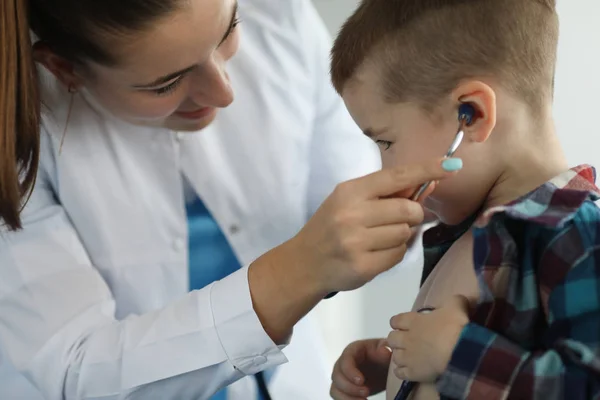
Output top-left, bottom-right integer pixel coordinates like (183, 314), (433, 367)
(375, 139), (393, 150)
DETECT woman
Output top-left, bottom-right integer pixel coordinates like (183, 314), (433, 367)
(0, 0), (455, 398)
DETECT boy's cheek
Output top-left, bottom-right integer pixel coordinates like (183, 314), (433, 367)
(381, 147), (421, 169)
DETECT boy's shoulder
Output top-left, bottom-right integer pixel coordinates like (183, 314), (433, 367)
(472, 165), (600, 266)
(470, 165), (600, 297)
(422, 165), (600, 285)
(474, 165), (600, 232)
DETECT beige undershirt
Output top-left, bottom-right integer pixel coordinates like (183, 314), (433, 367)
(386, 231), (480, 400)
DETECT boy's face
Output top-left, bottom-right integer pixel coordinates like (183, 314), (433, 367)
(342, 66), (496, 225)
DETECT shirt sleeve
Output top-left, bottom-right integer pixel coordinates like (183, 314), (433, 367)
(299, 0), (381, 216)
(436, 202), (600, 400)
(0, 133), (287, 400)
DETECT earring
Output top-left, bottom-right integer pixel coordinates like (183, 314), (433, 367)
(60, 84), (77, 154)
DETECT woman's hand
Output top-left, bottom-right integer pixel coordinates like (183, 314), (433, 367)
(249, 158), (461, 342)
(293, 158), (458, 295)
(330, 339), (391, 400)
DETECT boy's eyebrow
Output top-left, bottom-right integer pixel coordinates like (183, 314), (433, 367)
(363, 127), (388, 138)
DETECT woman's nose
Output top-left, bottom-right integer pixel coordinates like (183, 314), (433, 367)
(188, 59), (234, 108)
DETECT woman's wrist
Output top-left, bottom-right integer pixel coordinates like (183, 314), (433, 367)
(248, 237), (326, 343)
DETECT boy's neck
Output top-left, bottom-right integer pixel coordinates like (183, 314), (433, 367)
(484, 105), (568, 210)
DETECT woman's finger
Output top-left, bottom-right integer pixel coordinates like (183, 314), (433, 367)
(386, 178), (439, 201)
(362, 198), (424, 228)
(365, 224), (413, 251)
(331, 368), (369, 398)
(351, 158), (461, 200)
(363, 245), (408, 277)
(339, 345), (366, 385)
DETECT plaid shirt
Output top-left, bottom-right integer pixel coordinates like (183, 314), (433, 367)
(412, 165), (600, 399)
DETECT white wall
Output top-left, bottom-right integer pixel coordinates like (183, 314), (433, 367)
(311, 0), (359, 35)
(554, 1), (600, 167)
(312, 1), (600, 398)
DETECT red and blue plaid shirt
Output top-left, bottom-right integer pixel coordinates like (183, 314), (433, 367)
(415, 165), (600, 399)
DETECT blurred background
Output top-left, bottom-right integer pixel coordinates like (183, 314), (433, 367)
(311, 1), (600, 398)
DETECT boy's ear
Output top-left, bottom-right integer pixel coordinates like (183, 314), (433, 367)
(452, 81), (497, 143)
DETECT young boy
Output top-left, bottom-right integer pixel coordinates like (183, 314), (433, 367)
(329, 1), (600, 399)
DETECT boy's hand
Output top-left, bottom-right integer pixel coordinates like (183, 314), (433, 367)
(387, 295), (470, 383)
(330, 338), (391, 399)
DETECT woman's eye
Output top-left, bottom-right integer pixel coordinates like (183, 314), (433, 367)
(150, 76), (184, 96)
(375, 140), (393, 150)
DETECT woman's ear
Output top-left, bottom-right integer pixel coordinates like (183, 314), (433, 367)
(452, 81), (497, 143)
(33, 42), (83, 91)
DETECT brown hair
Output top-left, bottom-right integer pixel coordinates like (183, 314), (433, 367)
(331, 0), (559, 110)
(0, 0), (39, 231)
(0, 0), (180, 230)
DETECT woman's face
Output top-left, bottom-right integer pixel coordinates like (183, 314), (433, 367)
(80, 0), (240, 132)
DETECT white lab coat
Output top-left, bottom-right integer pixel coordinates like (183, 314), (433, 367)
(0, 0), (381, 399)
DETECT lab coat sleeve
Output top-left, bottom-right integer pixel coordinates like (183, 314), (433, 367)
(0, 133), (287, 400)
(303, 1), (382, 216)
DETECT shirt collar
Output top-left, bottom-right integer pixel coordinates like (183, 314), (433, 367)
(423, 165), (600, 248)
(475, 164), (600, 229)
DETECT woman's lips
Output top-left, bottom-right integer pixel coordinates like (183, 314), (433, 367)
(175, 107), (215, 120)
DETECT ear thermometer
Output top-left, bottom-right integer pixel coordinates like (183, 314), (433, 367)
(410, 104), (475, 201)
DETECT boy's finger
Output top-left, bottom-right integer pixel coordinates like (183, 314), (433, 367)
(387, 330), (406, 350)
(390, 312), (416, 330)
(394, 366), (411, 381)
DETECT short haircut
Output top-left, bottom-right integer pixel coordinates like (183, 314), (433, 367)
(331, 0), (559, 111)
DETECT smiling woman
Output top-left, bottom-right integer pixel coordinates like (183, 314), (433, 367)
(0, 0), (239, 230)
(34, 0), (240, 131)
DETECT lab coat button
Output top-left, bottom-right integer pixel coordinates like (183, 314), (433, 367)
(253, 356), (267, 366)
(229, 225), (240, 235)
(173, 238), (185, 251)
